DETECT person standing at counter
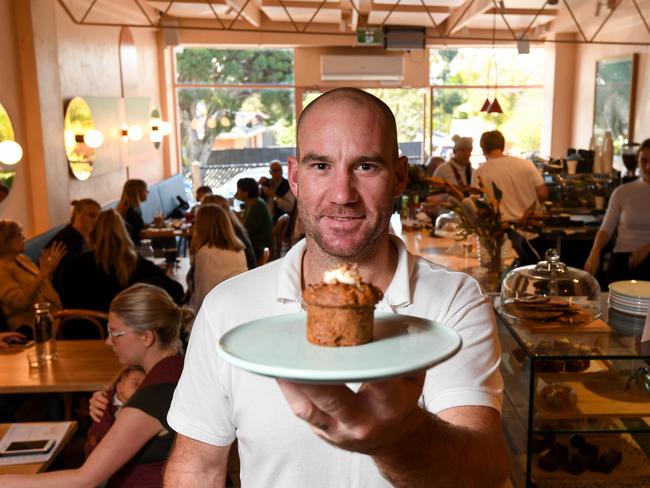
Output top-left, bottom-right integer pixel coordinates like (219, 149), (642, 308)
(471, 130), (548, 222)
(433, 135), (474, 187)
(584, 139), (650, 283)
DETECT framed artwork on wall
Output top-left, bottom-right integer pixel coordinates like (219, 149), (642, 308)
(593, 53), (638, 147)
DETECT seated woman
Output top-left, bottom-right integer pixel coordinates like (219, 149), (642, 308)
(47, 198), (101, 293)
(1, 283), (193, 488)
(0, 220), (65, 334)
(57, 209), (184, 312)
(47, 198), (101, 256)
(202, 193), (257, 270)
(585, 139), (650, 284)
(235, 177), (273, 262)
(117, 179), (148, 246)
(190, 204), (248, 311)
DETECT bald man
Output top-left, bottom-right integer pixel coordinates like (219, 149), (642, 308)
(164, 88), (508, 488)
(260, 160), (296, 223)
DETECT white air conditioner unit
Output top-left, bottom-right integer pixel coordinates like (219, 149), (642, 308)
(320, 55), (404, 81)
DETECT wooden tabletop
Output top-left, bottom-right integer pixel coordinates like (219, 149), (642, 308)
(0, 422), (77, 474)
(0, 340), (122, 394)
(399, 228), (481, 272)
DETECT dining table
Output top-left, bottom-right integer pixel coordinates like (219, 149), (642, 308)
(0, 421), (77, 475)
(0, 340), (122, 395)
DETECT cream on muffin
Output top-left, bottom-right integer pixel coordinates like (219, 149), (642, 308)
(302, 264), (382, 347)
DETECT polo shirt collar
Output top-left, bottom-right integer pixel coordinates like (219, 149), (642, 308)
(276, 239), (306, 303)
(275, 235), (414, 310)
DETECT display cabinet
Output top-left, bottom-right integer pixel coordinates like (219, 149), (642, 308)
(497, 299), (650, 488)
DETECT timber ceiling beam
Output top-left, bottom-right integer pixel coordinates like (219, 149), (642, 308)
(223, 0), (262, 27)
(439, 0), (493, 36)
(548, 0), (650, 38)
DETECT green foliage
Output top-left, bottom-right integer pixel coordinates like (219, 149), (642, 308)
(175, 48), (295, 169)
(365, 88), (425, 143)
(0, 106), (14, 142)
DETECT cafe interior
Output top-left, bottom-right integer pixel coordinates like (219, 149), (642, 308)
(1, 0), (650, 486)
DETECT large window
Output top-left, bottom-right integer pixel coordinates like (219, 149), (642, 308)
(173, 48), (295, 196)
(430, 48), (545, 158)
(172, 46), (548, 197)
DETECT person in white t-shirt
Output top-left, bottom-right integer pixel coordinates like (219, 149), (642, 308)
(164, 88), (509, 488)
(471, 130), (548, 223)
(584, 139), (650, 283)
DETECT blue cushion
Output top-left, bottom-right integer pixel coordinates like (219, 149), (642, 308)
(157, 174), (186, 218)
(140, 186), (163, 224)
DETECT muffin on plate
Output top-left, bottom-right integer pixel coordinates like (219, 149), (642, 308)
(302, 263), (382, 347)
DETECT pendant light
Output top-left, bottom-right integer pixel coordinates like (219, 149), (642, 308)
(483, 6), (504, 114)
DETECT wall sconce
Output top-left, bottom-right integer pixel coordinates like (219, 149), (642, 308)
(72, 129), (104, 149)
(149, 108), (172, 149)
(121, 123), (143, 142)
(0, 140), (23, 165)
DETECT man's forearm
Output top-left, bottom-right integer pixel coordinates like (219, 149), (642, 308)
(372, 408), (509, 488)
(163, 436), (230, 488)
(163, 462), (225, 488)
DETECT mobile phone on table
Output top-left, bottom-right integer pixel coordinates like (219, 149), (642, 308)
(0, 439), (55, 456)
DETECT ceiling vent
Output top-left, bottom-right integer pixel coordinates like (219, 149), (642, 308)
(320, 55), (404, 81)
(384, 26), (426, 51)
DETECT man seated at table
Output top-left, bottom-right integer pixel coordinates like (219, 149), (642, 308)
(164, 88), (508, 487)
(471, 129), (548, 223)
(433, 135), (474, 187)
(259, 160), (296, 224)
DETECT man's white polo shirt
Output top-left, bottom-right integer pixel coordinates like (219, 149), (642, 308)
(168, 235), (503, 487)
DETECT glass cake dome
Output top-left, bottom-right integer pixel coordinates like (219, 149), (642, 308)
(434, 211), (461, 238)
(500, 249), (601, 324)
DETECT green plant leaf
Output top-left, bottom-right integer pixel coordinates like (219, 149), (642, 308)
(492, 183), (503, 202)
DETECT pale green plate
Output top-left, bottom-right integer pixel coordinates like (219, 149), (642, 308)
(217, 312), (462, 384)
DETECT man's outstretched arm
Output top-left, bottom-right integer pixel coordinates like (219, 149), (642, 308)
(278, 376), (509, 488)
(374, 405), (508, 488)
(163, 434), (231, 487)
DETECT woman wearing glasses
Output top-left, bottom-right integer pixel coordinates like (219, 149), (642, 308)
(0, 219), (65, 335)
(1, 283), (193, 487)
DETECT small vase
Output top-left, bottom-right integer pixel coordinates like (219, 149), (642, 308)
(477, 235), (507, 292)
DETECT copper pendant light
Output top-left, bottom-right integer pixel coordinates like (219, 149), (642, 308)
(481, 5), (504, 115)
(487, 97), (503, 114)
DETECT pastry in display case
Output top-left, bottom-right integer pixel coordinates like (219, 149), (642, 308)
(496, 290), (650, 487)
(499, 249), (602, 332)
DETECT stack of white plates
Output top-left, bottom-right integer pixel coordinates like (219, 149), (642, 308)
(608, 280), (650, 317)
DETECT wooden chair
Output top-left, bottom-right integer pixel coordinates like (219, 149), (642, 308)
(53, 309), (108, 340)
(257, 247), (271, 267)
(271, 214), (291, 260)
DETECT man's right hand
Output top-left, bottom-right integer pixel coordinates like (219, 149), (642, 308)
(89, 388), (110, 422)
